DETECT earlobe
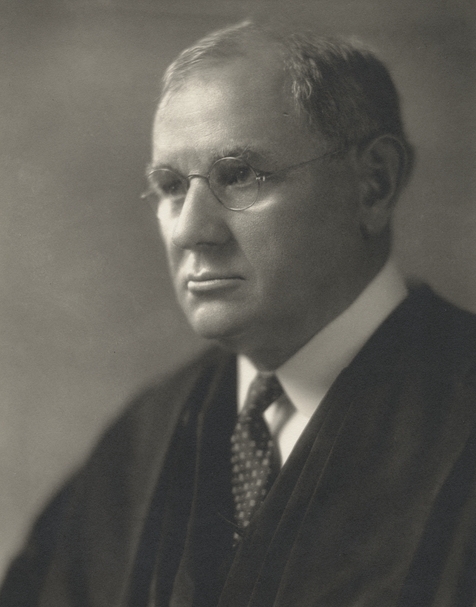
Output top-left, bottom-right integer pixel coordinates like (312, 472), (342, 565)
(357, 134), (410, 236)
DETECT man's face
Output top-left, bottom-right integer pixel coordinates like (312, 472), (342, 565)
(152, 55), (368, 367)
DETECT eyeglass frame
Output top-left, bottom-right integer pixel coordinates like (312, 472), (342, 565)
(142, 148), (342, 212)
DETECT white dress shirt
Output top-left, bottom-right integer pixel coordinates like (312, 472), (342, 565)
(238, 259), (408, 466)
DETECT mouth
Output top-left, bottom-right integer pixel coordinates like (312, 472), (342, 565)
(186, 272), (244, 293)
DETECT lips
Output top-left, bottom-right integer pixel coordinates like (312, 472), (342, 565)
(186, 271), (244, 293)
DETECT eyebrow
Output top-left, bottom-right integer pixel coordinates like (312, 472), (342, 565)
(219, 145), (285, 167)
(148, 145), (280, 174)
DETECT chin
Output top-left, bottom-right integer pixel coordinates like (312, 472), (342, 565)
(185, 304), (250, 345)
(188, 317), (242, 343)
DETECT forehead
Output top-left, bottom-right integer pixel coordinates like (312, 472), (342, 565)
(152, 55), (323, 167)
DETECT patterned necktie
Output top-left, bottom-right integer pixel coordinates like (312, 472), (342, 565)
(231, 373), (283, 544)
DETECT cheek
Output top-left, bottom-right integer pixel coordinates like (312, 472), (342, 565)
(234, 210), (310, 294)
(237, 187), (358, 291)
(240, 194), (320, 263)
(157, 208), (179, 262)
(157, 202), (172, 240)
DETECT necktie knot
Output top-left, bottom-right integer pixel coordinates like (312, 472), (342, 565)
(242, 373), (284, 417)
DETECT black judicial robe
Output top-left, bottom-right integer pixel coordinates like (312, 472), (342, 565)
(2, 286), (476, 607)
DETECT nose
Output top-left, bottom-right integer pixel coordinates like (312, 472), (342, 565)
(171, 177), (231, 250)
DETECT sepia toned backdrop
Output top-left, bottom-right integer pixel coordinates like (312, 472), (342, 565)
(0, 0), (474, 580)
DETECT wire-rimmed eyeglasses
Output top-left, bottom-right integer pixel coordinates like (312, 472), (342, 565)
(142, 149), (340, 213)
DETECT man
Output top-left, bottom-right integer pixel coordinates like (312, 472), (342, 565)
(2, 21), (476, 607)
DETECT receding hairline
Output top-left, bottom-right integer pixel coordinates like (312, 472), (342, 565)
(159, 34), (290, 114)
(158, 44), (296, 121)
(159, 22), (374, 104)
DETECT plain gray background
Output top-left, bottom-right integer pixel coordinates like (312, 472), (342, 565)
(0, 0), (474, 580)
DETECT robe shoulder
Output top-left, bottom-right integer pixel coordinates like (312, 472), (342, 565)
(0, 345), (232, 607)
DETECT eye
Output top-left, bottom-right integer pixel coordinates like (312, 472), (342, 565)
(151, 168), (187, 198)
(212, 159), (256, 189)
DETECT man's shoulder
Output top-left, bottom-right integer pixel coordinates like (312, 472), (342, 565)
(85, 342), (234, 482)
(94, 345), (234, 460)
(410, 286), (476, 353)
(350, 284), (476, 392)
(386, 284), (476, 381)
(121, 345), (231, 417)
(51, 345), (234, 509)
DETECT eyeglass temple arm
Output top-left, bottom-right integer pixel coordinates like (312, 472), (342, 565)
(258, 149), (341, 182)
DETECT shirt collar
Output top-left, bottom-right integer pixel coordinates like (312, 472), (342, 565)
(238, 259), (408, 418)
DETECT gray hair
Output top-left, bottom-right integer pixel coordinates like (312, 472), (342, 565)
(161, 21), (412, 160)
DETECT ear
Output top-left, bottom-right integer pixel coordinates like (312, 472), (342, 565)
(354, 135), (411, 237)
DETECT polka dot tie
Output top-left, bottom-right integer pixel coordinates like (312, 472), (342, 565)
(231, 373), (283, 545)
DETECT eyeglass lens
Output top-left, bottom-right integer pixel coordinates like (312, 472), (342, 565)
(148, 157), (259, 212)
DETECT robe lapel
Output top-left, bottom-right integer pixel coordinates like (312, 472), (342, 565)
(166, 354), (237, 607)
